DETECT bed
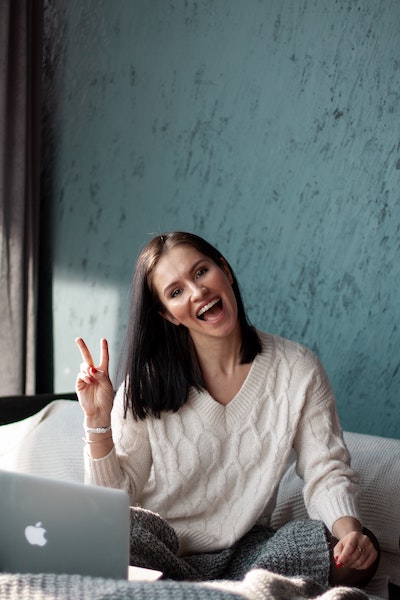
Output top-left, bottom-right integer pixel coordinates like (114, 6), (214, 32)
(0, 394), (399, 600)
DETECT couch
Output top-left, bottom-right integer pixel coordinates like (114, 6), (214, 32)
(0, 395), (399, 600)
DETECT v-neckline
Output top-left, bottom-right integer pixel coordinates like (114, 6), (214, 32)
(186, 334), (274, 429)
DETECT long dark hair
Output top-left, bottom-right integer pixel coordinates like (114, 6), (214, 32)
(122, 232), (261, 419)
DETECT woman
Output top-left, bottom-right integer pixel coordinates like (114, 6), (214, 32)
(76, 231), (379, 588)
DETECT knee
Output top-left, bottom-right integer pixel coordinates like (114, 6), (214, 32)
(328, 527), (380, 588)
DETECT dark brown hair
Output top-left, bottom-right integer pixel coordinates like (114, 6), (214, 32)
(122, 232), (261, 419)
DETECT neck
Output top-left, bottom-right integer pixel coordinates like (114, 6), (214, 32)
(190, 322), (253, 405)
(190, 322), (243, 376)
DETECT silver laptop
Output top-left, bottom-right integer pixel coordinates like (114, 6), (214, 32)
(0, 470), (130, 579)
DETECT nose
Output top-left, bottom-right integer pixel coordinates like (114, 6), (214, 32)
(189, 281), (207, 300)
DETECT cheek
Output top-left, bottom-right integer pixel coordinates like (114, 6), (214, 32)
(225, 282), (238, 312)
(162, 304), (183, 326)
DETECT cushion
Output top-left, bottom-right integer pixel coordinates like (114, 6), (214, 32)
(0, 400), (84, 482)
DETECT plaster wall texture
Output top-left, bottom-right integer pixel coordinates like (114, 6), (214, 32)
(42, 0), (400, 437)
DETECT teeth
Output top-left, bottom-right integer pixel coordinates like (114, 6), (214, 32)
(198, 298), (220, 317)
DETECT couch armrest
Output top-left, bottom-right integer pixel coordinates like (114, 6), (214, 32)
(0, 392), (78, 425)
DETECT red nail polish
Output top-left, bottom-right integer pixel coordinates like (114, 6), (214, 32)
(91, 367), (97, 374)
(336, 562), (343, 569)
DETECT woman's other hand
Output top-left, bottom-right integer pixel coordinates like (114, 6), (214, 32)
(75, 337), (115, 426)
(332, 517), (378, 570)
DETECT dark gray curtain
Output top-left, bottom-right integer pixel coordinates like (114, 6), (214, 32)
(0, 0), (43, 395)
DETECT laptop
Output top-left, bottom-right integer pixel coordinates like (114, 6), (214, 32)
(0, 470), (133, 579)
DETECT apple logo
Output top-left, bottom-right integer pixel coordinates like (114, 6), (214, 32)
(24, 522), (47, 547)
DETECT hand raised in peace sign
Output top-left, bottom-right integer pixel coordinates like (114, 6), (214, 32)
(75, 337), (115, 426)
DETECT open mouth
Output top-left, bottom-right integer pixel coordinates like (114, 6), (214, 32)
(197, 297), (223, 321)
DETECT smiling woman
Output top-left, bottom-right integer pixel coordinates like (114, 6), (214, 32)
(75, 231), (380, 590)
(151, 246), (237, 328)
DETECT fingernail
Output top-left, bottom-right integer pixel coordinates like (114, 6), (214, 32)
(334, 556), (342, 567)
(89, 376), (94, 383)
(336, 562), (343, 569)
(91, 367), (97, 374)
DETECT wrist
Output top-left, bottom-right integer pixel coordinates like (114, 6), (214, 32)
(332, 516), (362, 538)
(84, 415), (111, 430)
(84, 424), (112, 434)
(83, 432), (114, 459)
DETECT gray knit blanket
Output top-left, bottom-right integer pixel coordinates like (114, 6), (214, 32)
(0, 508), (369, 600)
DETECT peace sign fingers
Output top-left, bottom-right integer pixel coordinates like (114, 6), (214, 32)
(76, 337), (109, 375)
(75, 337), (114, 421)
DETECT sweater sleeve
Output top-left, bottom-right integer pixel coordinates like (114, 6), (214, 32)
(292, 350), (361, 532)
(84, 383), (152, 503)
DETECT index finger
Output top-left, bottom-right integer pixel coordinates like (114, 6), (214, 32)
(75, 337), (95, 367)
(334, 539), (357, 567)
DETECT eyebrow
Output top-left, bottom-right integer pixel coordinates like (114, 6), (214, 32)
(162, 258), (208, 298)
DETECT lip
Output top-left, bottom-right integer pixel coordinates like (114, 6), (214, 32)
(196, 296), (221, 319)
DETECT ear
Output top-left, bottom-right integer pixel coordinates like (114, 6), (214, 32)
(158, 309), (181, 327)
(220, 258), (234, 284)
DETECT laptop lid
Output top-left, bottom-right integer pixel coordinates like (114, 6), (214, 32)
(0, 470), (130, 579)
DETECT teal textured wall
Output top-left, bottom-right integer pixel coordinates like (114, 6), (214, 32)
(43, 0), (400, 437)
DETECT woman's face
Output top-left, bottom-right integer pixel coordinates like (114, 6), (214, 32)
(151, 244), (239, 343)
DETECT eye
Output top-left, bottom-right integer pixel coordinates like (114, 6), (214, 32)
(195, 267), (208, 279)
(170, 288), (182, 298)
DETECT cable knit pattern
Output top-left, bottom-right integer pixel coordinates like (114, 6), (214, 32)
(85, 332), (361, 555)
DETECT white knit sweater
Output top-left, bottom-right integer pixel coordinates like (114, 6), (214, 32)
(85, 332), (361, 555)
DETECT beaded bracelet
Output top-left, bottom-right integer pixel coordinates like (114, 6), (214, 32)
(84, 425), (112, 434)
